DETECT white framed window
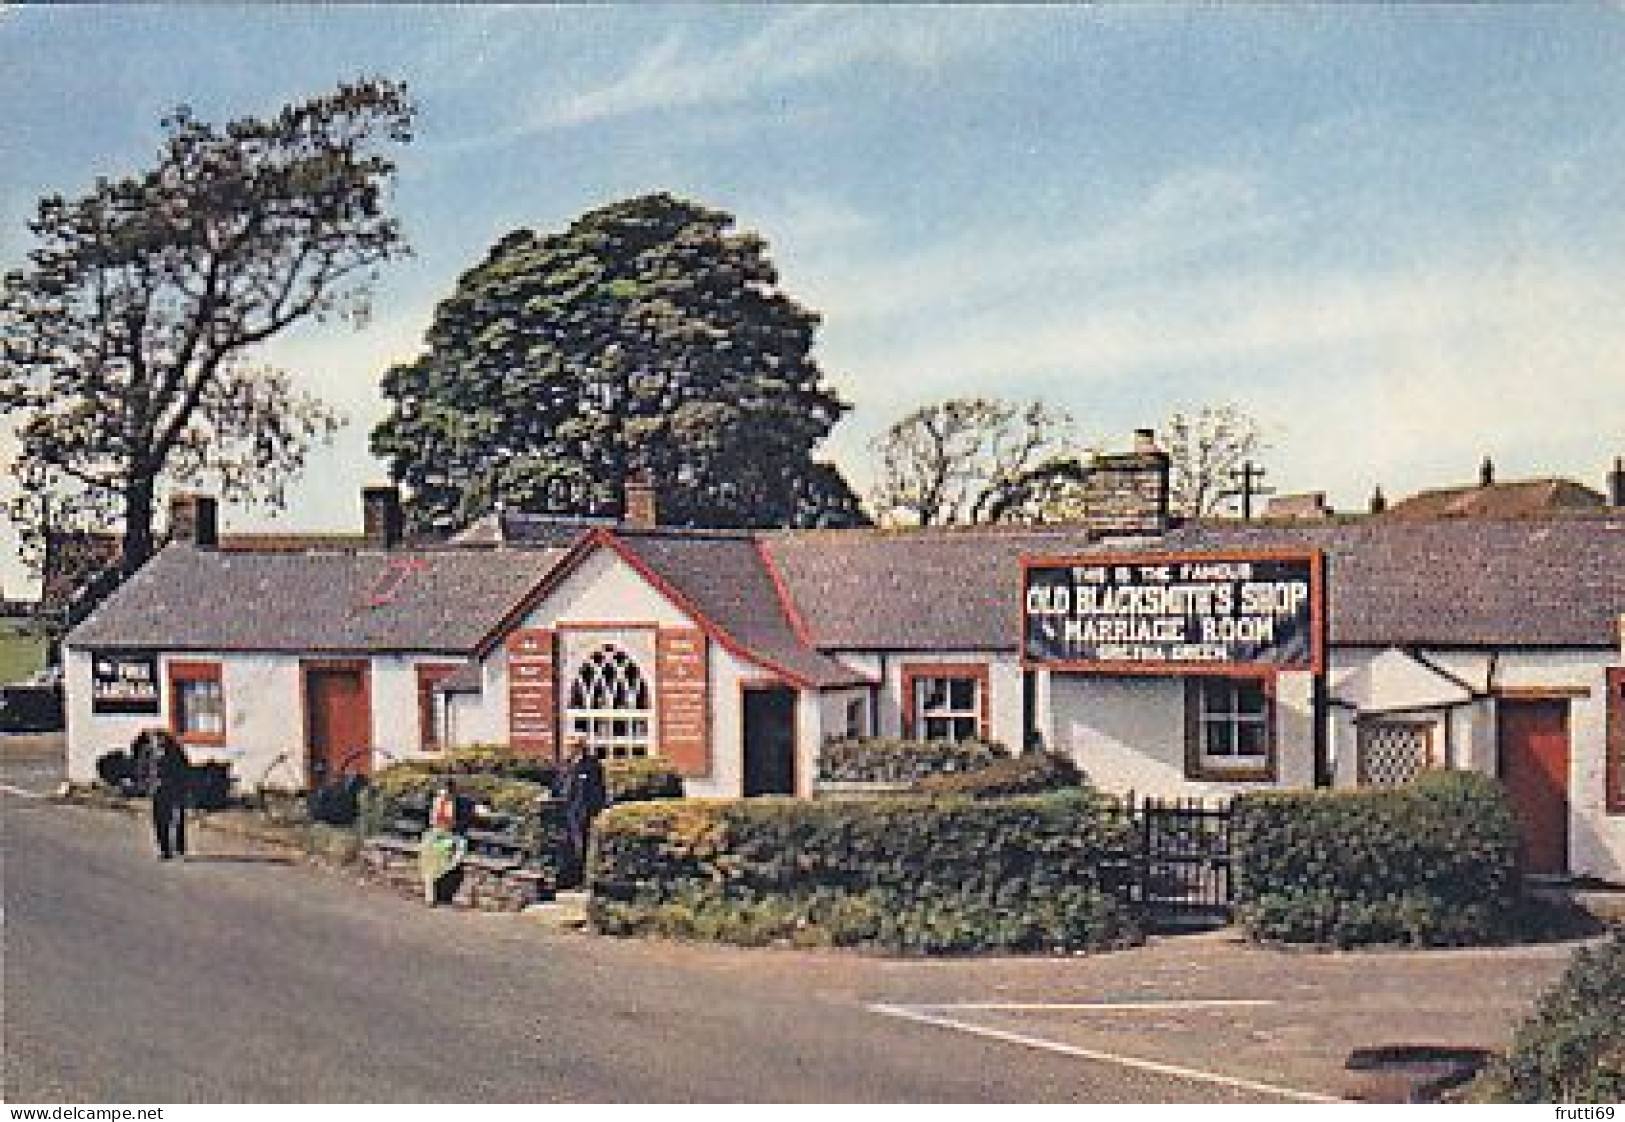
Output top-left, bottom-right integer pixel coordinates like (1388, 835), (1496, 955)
(905, 665), (987, 743)
(565, 643), (651, 760)
(1186, 677), (1274, 780)
(168, 660), (225, 745)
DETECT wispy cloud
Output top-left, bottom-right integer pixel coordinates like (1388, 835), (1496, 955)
(535, 7), (1005, 131)
(794, 164), (1281, 328)
(820, 252), (1624, 505)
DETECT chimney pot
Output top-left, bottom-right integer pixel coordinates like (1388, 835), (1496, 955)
(1369, 486), (1387, 515)
(1479, 456), (1495, 488)
(1133, 428), (1159, 456)
(168, 493), (219, 549)
(1609, 456), (1625, 508)
(623, 472), (659, 528)
(363, 485), (404, 549)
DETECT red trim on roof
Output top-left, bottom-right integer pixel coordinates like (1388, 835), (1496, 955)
(754, 539), (818, 649)
(472, 530), (604, 658)
(475, 529), (822, 689)
(598, 533), (815, 689)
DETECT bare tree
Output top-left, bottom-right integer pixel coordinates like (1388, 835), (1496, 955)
(1163, 405), (1269, 518)
(868, 397), (1076, 526)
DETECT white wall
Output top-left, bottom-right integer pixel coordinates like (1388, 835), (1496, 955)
(1491, 649), (1622, 884)
(829, 650), (1022, 749)
(66, 646), (477, 793)
(1047, 669), (1316, 799)
(445, 546), (818, 798)
(1325, 646), (1623, 884)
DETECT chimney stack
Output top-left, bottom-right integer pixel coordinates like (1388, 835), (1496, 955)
(1479, 456), (1495, 488)
(168, 493), (219, 549)
(1133, 428), (1160, 457)
(1369, 486), (1387, 515)
(1610, 457), (1625, 508)
(363, 485), (404, 549)
(623, 472), (659, 529)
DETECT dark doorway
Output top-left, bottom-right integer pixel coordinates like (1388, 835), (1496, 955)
(1497, 699), (1570, 875)
(742, 686), (797, 796)
(305, 662), (372, 784)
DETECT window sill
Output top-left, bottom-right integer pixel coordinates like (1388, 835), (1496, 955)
(1188, 760), (1276, 783)
(176, 732), (227, 748)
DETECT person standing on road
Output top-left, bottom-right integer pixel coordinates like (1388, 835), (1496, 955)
(555, 734), (608, 888)
(148, 730), (191, 860)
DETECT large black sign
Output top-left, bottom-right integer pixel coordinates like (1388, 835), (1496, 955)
(1023, 551), (1324, 672)
(91, 651), (161, 714)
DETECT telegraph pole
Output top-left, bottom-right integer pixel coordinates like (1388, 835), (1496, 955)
(1232, 460), (1271, 520)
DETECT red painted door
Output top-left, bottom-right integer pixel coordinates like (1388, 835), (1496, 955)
(1497, 700), (1570, 875)
(306, 665), (371, 782)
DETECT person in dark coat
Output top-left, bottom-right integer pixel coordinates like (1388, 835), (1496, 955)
(555, 734), (608, 887)
(146, 730), (191, 860)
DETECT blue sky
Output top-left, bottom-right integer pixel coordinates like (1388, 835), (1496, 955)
(3, 5), (1623, 592)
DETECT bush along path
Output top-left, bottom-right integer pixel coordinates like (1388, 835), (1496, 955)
(1230, 771), (1524, 948)
(1463, 930), (1625, 1103)
(588, 789), (1141, 955)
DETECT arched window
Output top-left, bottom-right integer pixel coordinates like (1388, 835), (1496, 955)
(566, 644), (652, 759)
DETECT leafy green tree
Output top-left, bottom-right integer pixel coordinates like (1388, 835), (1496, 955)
(371, 193), (866, 532)
(1, 78), (415, 580)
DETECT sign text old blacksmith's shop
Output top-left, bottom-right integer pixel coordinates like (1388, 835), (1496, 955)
(1022, 551), (1325, 672)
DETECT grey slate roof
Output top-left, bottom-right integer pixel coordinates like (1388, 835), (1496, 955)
(613, 530), (871, 688)
(764, 515), (1625, 651)
(760, 525), (1096, 651)
(67, 542), (573, 653)
(69, 513), (1623, 664)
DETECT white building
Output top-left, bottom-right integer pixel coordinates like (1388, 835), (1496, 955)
(64, 487), (1624, 883)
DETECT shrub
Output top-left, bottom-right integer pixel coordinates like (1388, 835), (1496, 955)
(911, 751), (1082, 798)
(358, 765), (562, 866)
(1231, 771), (1521, 947)
(95, 749), (135, 790)
(589, 790), (1140, 955)
(1468, 931), (1625, 1102)
(817, 736), (1009, 784)
(605, 756), (685, 803)
(434, 745), (557, 786)
(188, 761), (233, 810)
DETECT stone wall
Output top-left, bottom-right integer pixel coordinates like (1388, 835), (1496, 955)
(359, 840), (551, 912)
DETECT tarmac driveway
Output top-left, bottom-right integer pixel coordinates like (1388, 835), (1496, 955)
(844, 932), (1580, 1101)
(2, 732), (1590, 1102)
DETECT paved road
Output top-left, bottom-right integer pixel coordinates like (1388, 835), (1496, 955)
(3, 786), (1274, 1103)
(0, 737), (1582, 1104)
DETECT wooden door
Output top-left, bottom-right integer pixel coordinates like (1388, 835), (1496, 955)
(1497, 700), (1570, 875)
(305, 663), (372, 783)
(742, 686), (797, 797)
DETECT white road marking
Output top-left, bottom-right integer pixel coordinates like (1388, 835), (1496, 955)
(868, 1001), (1345, 1104)
(904, 999), (1277, 1013)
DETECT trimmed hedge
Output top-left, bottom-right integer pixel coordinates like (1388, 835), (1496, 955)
(817, 736), (1009, 784)
(1468, 930), (1625, 1103)
(1232, 771), (1522, 947)
(588, 790), (1140, 954)
(911, 751), (1082, 798)
(606, 756), (686, 803)
(358, 769), (562, 865)
(365, 750), (683, 804)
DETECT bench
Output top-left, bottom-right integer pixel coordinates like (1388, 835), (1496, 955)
(360, 794), (560, 912)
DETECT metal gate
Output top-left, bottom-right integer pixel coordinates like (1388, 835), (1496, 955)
(1126, 797), (1233, 927)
